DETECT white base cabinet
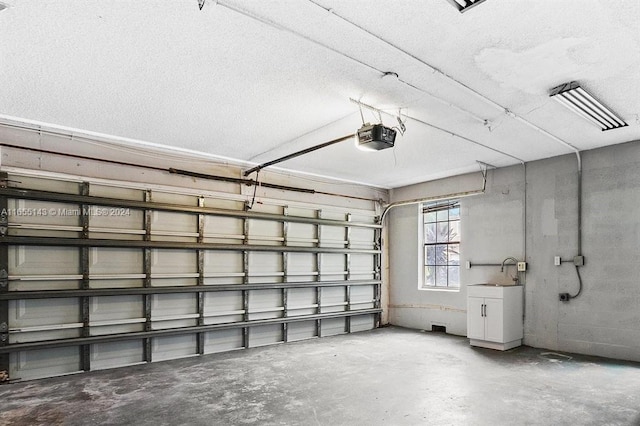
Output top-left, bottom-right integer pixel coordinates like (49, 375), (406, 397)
(467, 285), (523, 350)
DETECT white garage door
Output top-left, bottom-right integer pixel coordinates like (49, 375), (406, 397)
(0, 172), (382, 381)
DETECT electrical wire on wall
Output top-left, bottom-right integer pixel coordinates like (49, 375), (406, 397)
(247, 171), (261, 210)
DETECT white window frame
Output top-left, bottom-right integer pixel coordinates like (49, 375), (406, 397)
(418, 200), (461, 291)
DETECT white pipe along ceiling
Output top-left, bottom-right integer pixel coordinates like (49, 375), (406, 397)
(0, 0), (639, 188)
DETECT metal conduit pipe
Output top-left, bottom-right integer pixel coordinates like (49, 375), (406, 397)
(380, 168), (490, 223)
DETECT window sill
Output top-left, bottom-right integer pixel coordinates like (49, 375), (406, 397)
(418, 286), (460, 292)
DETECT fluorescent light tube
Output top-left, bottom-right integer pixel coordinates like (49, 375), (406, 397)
(549, 81), (627, 131)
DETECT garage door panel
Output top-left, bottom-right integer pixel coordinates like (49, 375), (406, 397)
(247, 219), (283, 245)
(203, 291), (243, 324)
(151, 294), (197, 329)
(287, 321), (316, 341)
(7, 199), (80, 227)
(10, 298), (80, 327)
(10, 348), (80, 381)
(89, 185), (143, 201)
(319, 225), (345, 248)
(203, 216), (243, 244)
(8, 298), (82, 343)
(248, 252), (282, 283)
(201, 197), (244, 211)
(90, 295), (143, 329)
(204, 291), (242, 312)
(10, 246), (79, 276)
(89, 278), (144, 289)
(152, 250), (198, 286)
(12, 176), (79, 193)
(152, 250), (196, 274)
(350, 314), (376, 332)
(91, 341), (144, 370)
(350, 254), (374, 279)
(90, 248), (143, 275)
(320, 254), (346, 281)
(351, 227), (375, 249)
(204, 329), (243, 353)
(351, 285), (375, 310)
(250, 324), (283, 347)
(152, 319), (197, 330)
(150, 192), (197, 205)
(153, 335), (197, 361)
(248, 289), (283, 320)
(90, 323), (144, 336)
(287, 253), (316, 280)
(89, 206), (144, 232)
(204, 251), (243, 275)
(9, 279), (81, 292)
(321, 287), (347, 313)
(321, 318), (347, 336)
(204, 314), (244, 325)
(9, 328), (82, 344)
(149, 209), (197, 243)
(287, 223), (316, 247)
(287, 288), (316, 316)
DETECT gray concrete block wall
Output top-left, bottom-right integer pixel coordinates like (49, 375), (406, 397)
(388, 140), (640, 362)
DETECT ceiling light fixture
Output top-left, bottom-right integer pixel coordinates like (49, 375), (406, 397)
(549, 81), (627, 131)
(444, 0), (488, 13)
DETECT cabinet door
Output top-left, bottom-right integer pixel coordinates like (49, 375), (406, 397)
(484, 298), (504, 343)
(467, 297), (485, 339)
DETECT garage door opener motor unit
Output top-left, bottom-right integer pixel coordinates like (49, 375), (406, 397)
(357, 123), (396, 151)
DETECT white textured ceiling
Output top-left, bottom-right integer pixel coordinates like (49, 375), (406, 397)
(1, 0), (639, 188)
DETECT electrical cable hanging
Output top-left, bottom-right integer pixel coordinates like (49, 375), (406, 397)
(247, 171), (260, 210)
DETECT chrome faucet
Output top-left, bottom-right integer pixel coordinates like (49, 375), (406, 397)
(500, 257), (519, 272)
(501, 257), (520, 284)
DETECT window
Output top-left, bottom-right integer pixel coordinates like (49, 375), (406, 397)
(422, 200), (460, 289)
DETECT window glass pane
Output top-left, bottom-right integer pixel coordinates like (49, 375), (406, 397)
(448, 244), (460, 265)
(426, 245), (435, 265)
(424, 211), (437, 223)
(424, 266), (435, 286)
(448, 221), (460, 242)
(435, 266), (448, 286)
(425, 223), (437, 244)
(449, 206), (460, 220)
(437, 222), (449, 243)
(423, 200), (460, 289)
(435, 244), (447, 265)
(448, 266), (460, 287)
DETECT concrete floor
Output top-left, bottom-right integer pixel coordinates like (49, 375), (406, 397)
(1, 326), (639, 426)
